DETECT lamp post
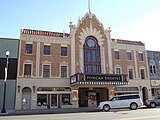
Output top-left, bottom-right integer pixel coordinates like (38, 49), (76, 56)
(1, 51), (10, 113)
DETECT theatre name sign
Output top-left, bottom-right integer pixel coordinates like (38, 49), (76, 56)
(85, 74), (121, 81)
(70, 73), (128, 85)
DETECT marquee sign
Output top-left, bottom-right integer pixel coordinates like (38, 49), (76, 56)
(85, 74), (121, 81)
(71, 73), (128, 85)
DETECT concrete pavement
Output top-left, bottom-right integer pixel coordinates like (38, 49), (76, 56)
(0, 105), (149, 116)
(0, 107), (100, 116)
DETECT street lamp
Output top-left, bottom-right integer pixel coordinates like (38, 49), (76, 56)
(1, 51), (10, 113)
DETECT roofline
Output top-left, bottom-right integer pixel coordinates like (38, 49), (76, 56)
(0, 37), (19, 40)
(111, 38), (145, 46)
(21, 28), (70, 38)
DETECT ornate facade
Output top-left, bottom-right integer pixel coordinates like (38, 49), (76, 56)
(15, 11), (151, 110)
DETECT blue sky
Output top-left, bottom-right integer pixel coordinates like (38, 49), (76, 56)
(1, 0), (160, 51)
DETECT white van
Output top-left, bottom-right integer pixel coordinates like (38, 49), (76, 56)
(98, 94), (143, 112)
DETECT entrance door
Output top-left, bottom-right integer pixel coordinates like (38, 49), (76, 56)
(88, 91), (97, 107)
(142, 87), (148, 102)
(22, 94), (31, 110)
(22, 87), (31, 110)
(50, 94), (57, 108)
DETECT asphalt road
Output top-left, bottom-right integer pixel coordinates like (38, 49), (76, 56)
(0, 108), (160, 120)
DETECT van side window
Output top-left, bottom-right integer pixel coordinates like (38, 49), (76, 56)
(119, 95), (139, 100)
(130, 95), (139, 99)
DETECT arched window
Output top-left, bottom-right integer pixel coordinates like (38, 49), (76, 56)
(149, 60), (156, 73)
(83, 36), (101, 73)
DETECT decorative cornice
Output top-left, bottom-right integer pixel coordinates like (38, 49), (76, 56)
(21, 29), (69, 38)
(78, 27), (104, 45)
(111, 43), (145, 51)
(20, 34), (70, 44)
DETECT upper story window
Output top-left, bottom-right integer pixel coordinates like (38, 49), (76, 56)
(43, 65), (50, 78)
(128, 68), (134, 79)
(139, 53), (144, 61)
(149, 60), (156, 73)
(61, 47), (67, 56)
(140, 68), (145, 79)
(115, 67), (121, 74)
(114, 51), (119, 60)
(25, 44), (32, 54)
(44, 45), (50, 55)
(127, 52), (132, 60)
(24, 64), (32, 77)
(61, 65), (67, 78)
(83, 36), (101, 73)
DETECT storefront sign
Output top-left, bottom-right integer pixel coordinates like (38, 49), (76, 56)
(84, 74), (121, 81)
(151, 80), (160, 87)
(70, 73), (128, 85)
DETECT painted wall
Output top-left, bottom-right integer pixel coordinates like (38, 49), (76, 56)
(0, 38), (19, 110)
(0, 80), (16, 110)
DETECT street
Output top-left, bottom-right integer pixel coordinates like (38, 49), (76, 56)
(0, 108), (160, 120)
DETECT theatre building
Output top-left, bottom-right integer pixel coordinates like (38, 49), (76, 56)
(15, 11), (151, 110)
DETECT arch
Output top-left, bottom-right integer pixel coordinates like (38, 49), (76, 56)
(149, 60), (156, 73)
(22, 87), (31, 110)
(149, 60), (155, 65)
(142, 87), (148, 102)
(83, 36), (101, 73)
(78, 27), (106, 73)
(22, 87), (31, 92)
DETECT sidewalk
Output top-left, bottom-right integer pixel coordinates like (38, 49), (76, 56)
(0, 106), (148, 116)
(0, 107), (100, 116)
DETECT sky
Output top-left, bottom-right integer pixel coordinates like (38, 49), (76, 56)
(0, 0), (160, 51)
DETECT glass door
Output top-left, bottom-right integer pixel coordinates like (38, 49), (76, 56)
(50, 94), (57, 108)
(22, 94), (31, 110)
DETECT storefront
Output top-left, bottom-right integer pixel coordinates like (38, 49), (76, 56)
(150, 80), (160, 97)
(36, 87), (71, 109)
(70, 73), (128, 107)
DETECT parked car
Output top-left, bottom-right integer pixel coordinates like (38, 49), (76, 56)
(144, 96), (160, 108)
(98, 94), (143, 112)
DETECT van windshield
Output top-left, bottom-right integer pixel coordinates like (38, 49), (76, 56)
(110, 97), (119, 101)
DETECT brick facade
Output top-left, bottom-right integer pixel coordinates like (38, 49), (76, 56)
(15, 12), (152, 110)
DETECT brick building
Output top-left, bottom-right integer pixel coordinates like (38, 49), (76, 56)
(15, 11), (151, 110)
(147, 50), (160, 97)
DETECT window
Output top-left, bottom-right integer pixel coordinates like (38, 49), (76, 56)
(25, 44), (32, 54)
(115, 87), (138, 92)
(44, 45), (50, 55)
(43, 65), (50, 78)
(115, 67), (121, 74)
(128, 68), (134, 79)
(37, 94), (47, 106)
(24, 64), (31, 77)
(114, 51), (119, 60)
(62, 94), (70, 105)
(149, 60), (156, 73)
(61, 47), (67, 56)
(61, 66), (67, 78)
(127, 52), (132, 60)
(139, 53), (143, 61)
(140, 69), (145, 79)
(83, 36), (101, 73)
(119, 95), (139, 100)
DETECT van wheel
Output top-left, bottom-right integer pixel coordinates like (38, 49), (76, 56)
(103, 104), (110, 112)
(130, 103), (137, 110)
(150, 102), (156, 108)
